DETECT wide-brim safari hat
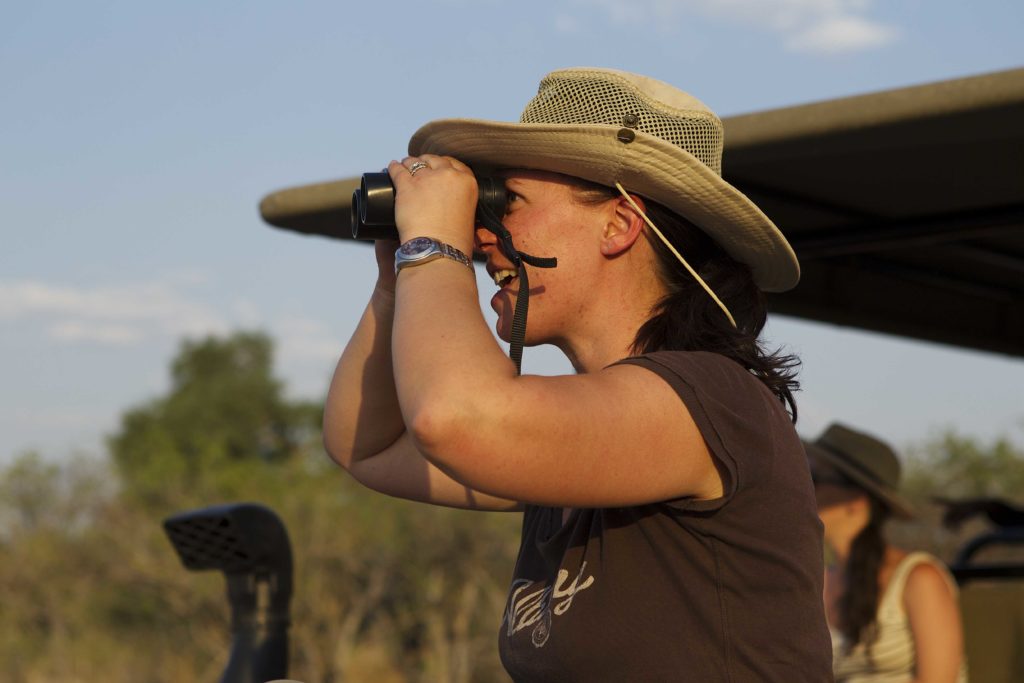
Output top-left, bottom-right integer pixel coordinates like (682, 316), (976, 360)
(806, 423), (914, 518)
(408, 67), (800, 293)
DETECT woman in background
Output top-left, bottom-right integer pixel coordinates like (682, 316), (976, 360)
(806, 423), (967, 682)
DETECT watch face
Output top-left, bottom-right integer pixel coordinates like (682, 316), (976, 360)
(398, 237), (436, 260)
(397, 236), (434, 254)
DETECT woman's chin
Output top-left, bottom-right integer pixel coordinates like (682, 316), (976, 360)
(490, 292), (513, 336)
(490, 288), (511, 311)
(491, 289), (547, 346)
(493, 311), (512, 343)
(494, 314), (548, 348)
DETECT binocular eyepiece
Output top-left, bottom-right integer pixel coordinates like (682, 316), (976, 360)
(350, 172), (508, 240)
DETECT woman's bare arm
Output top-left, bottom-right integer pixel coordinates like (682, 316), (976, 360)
(322, 240), (520, 512)
(904, 561), (964, 683)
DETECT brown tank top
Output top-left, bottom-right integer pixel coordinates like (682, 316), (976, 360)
(498, 351), (833, 682)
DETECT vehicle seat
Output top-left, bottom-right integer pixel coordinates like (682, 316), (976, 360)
(959, 581), (1024, 683)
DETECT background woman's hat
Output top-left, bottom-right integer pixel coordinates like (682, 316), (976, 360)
(408, 67), (800, 292)
(809, 423), (915, 518)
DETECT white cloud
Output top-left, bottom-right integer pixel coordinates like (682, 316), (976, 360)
(0, 278), (347, 399)
(50, 321), (144, 345)
(263, 314), (354, 398)
(554, 13), (582, 33)
(0, 279), (228, 346)
(571, 0), (641, 24)
(276, 316), (344, 365)
(3, 406), (109, 432)
(786, 15), (898, 53)
(569, 0), (899, 55)
(274, 316), (344, 396)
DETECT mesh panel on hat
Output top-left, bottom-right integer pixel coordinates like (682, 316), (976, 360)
(519, 72), (724, 175)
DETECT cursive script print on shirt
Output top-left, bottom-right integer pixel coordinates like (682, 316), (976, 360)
(502, 563), (595, 648)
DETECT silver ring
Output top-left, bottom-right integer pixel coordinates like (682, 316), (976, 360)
(408, 161), (429, 176)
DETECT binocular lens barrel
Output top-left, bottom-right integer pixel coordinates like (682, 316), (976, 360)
(351, 172), (507, 241)
(351, 173), (399, 241)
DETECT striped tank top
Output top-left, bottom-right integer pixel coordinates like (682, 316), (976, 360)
(831, 552), (968, 682)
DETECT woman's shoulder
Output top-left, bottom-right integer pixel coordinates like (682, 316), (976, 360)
(902, 552), (958, 595)
(618, 349), (801, 488)
(618, 350), (759, 387)
(881, 550), (958, 614)
(895, 551), (951, 576)
(619, 349), (784, 416)
(628, 348), (743, 366)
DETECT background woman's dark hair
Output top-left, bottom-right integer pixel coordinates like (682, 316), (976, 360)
(839, 495), (890, 656)
(570, 179), (800, 419)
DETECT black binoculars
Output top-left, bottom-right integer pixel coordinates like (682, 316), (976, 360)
(350, 172), (508, 240)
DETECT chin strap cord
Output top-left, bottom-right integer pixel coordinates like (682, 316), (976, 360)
(614, 182), (737, 329)
(475, 201), (557, 375)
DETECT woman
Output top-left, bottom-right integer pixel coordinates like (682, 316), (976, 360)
(324, 67), (832, 681)
(805, 423), (967, 682)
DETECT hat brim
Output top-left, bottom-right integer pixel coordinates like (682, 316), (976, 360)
(805, 441), (915, 519)
(410, 119), (800, 293)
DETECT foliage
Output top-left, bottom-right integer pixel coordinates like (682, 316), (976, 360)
(5, 329), (1020, 681)
(108, 332), (322, 506)
(1, 331), (520, 682)
(892, 427), (1024, 561)
(903, 429), (1024, 501)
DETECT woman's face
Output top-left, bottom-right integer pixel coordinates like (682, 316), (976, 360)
(809, 457), (869, 530)
(476, 170), (608, 344)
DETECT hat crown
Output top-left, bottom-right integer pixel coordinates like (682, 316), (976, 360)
(518, 68), (725, 175)
(817, 423), (902, 490)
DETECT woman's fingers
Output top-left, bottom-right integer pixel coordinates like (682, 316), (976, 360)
(386, 156), (478, 251)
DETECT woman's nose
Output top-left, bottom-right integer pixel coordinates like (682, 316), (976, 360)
(474, 224), (497, 252)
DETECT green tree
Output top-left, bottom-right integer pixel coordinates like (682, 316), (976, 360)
(893, 428), (1024, 560)
(108, 331), (321, 504)
(2, 330), (521, 682)
(904, 429), (1024, 501)
(0, 451), (61, 534)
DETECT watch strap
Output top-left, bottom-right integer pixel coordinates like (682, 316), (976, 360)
(436, 241), (473, 270)
(395, 238), (474, 274)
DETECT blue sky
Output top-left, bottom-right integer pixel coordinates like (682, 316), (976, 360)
(2, 0), (1022, 463)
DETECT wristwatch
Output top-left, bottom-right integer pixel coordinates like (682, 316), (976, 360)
(394, 237), (474, 274)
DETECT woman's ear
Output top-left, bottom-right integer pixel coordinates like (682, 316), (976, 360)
(600, 194), (647, 257)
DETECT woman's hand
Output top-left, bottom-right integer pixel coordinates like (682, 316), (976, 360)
(387, 154), (478, 255)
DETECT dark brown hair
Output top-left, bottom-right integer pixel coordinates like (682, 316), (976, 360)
(839, 495), (889, 656)
(570, 179), (800, 419)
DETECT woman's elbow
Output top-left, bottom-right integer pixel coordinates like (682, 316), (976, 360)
(405, 397), (474, 472)
(321, 418), (353, 471)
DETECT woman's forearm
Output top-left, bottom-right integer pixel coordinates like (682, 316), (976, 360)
(391, 262), (516, 457)
(323, 282), (407, 468)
